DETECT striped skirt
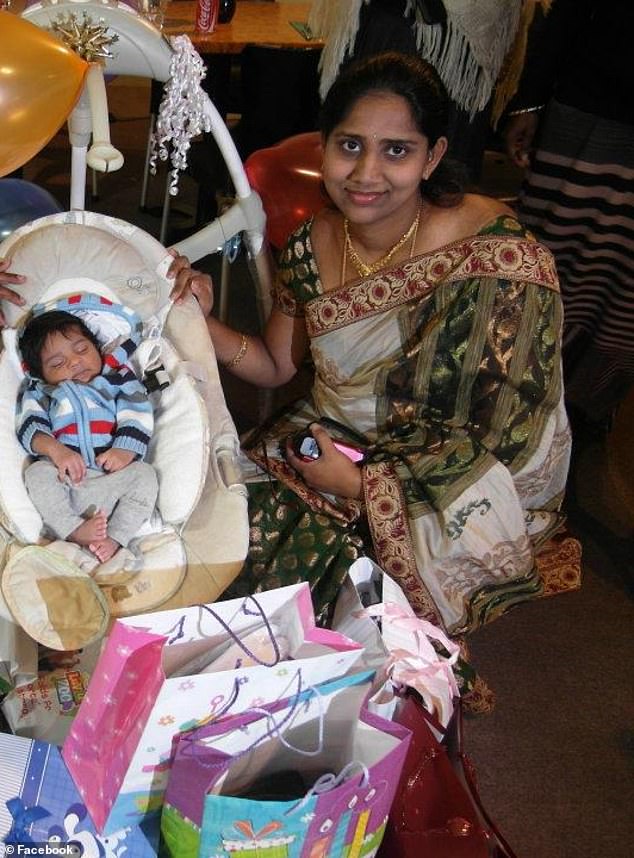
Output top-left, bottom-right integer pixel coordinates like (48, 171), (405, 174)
(517, 99), (634, 419)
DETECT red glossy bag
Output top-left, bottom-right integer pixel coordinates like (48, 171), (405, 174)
(378, 693), (517, 858)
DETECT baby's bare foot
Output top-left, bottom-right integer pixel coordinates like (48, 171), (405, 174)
(69, 510), (108, 546)
(88, 536), (121, 564)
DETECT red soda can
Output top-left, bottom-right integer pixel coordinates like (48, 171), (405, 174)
(196, 0), (219, 32)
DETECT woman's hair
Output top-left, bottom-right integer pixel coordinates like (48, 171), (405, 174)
(19, 310), (101, 379)
(319, 51), (464, 205)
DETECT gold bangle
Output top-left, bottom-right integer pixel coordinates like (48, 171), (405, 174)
(506, 104), (545, 117)
(224, 333), (249, 369)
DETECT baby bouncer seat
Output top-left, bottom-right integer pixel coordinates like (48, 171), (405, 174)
(0, 210), (248, 649)
(0, 1), (271, 681)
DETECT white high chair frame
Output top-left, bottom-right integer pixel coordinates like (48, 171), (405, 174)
(21, 0), (274, 322)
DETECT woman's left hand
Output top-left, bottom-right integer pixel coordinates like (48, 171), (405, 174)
(285, 423), (363, 499)
(167, 250), (214, 317)
(0, 257), (26, 328)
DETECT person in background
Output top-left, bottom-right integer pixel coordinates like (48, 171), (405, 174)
(168, 52), (577, 707)
(308, 0), (529, 182)
(503, 0), (634, 433)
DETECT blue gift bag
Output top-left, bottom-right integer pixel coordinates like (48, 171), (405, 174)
(0, 732), (157, 857)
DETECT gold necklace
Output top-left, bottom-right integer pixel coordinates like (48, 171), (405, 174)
(343, 205), (421, 279)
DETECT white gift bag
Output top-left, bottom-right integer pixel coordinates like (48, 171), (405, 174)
(332, 557), (459, 728)
(63, 583), (363, 834)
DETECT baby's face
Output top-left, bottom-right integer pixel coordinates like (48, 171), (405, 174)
(41, 327), (102, 385)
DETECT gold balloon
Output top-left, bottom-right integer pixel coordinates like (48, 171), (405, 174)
(0, 11), (88, 177)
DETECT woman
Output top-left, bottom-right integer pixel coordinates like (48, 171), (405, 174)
(308, 0), (524, 183)
(170, 53), (574, 654)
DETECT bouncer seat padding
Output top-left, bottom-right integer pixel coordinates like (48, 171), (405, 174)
(0, 212), (248, 635)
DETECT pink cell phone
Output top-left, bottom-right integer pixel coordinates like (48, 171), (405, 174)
(332, 439), (366, 463)
(292, 432), (366, 464)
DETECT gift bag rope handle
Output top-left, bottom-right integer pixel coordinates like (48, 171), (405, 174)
(285, 761), (371, 817)
(179, 666), (305, 749)
(181, 669), (327, 767)
(167, 594), (281, 667)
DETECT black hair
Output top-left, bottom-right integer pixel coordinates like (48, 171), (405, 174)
(19, 310), (101, 379)
(319, 51), (464, 206)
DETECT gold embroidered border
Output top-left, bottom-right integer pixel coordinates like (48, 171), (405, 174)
(362, 461), (444, 629)
(273, 278), (304, 318)
(306, 236), (559, 338)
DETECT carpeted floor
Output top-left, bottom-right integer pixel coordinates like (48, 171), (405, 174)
(17, 77), (634, 858)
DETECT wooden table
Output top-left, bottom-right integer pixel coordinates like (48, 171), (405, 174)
(163, 1), (322, 53)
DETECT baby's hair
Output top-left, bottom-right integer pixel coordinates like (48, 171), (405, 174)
(19, 310), (101, 379)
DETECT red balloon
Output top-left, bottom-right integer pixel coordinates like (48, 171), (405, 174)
(245, 132), (325, 249)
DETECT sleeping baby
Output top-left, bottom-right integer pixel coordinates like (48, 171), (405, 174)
(15, 296), (158, 563)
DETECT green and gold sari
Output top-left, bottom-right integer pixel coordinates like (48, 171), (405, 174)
(226, 215), (578, 640)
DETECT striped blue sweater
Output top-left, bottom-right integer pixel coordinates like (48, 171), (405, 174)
(15, 294), (153, 468)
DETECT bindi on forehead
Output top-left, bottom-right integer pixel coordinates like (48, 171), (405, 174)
(339, 100), (421, 140)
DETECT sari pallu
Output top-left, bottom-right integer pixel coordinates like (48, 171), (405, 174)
(232, 215), (578, 637)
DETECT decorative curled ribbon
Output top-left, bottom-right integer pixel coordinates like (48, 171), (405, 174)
(363, 601), (460, 726)
(150, 35), (212, 196)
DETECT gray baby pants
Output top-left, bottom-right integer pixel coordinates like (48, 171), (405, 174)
(25, 460), (159, 546)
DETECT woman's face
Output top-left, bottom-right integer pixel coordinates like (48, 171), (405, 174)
(322, 91), (446, 228)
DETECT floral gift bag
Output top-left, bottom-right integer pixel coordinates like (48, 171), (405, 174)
(161, 670), (411, 858)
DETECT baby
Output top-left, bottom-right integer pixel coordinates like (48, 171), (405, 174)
(16, 299), (158, 563)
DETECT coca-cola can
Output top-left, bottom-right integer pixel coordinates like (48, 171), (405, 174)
(196, 0), (219, 32)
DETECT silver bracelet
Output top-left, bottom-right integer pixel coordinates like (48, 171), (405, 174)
(506, 104), (545, 117)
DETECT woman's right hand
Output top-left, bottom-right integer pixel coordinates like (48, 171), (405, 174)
(167, 251), (214, 317)
(0, 257), (26, 327)
(285, 424), (363, 500)
(503, 112), (540, 169)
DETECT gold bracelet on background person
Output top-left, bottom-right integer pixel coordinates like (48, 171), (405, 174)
(506, 104), (545, 117)
(224, 333), (249, 369)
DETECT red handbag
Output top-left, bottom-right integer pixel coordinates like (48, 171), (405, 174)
(377, 693), (517, 858)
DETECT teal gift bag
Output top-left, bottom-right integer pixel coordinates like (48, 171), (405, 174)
(161, 670), (411, 858)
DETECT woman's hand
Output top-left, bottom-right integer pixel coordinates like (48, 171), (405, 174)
(285, 423), (363, 500)
(167, 250), (214, 317)
(0, 257), (26, 327)
(503, 112), (540, 169)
